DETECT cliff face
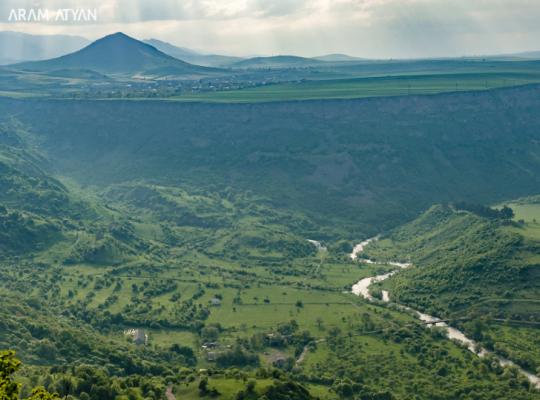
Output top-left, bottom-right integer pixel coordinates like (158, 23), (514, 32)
(2, 84), (540, 233)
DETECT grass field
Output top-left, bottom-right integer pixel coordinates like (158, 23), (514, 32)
(504, 197), (540, 240)
(171, 72), (540, 103)
(173, 378), (338, 399)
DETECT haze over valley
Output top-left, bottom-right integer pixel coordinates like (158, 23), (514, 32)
(1, 3), (540, 399)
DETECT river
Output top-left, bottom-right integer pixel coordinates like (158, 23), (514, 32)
(350, 238), (540, 389)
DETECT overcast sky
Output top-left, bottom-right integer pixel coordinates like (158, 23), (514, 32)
(1, 0), (540, 58)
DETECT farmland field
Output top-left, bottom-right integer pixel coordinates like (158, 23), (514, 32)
(171, 72), (540, 102)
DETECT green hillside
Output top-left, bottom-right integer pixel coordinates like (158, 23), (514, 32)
(366, 204), (540, 315)
(2, 85), (540, 237)
(1, 110), (539, 398)
(365, 203), (540, 373)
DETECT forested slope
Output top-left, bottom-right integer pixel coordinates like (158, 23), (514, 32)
(367, 204), (539, 317)
(1, 85), (540, 235)
(366, 204), (540, 373)
(2, 86), (540, 399)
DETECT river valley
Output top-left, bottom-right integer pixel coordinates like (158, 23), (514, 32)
(350, 238), (540, 389)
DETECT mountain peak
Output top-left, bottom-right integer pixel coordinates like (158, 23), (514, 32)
(98, 32), (138, 43)
(110, 31), (129, 38)
(87, 31), (153, 51)
(13, 32), (219, 76)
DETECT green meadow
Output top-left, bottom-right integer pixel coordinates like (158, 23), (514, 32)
(171, 72), (540, 102)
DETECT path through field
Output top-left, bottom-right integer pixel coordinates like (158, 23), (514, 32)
(166, 385), (176, 400)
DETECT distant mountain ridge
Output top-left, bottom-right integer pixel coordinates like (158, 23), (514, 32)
(143, 39), (243, 67)
(508, 50), (540, 59)
(231, 55), (326, 69)
(0, 31), (89, 65)
(313, 53), (366, 62)
(12, 32), (220, 76)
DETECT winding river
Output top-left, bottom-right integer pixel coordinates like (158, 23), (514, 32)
(350, 238), (540, 389)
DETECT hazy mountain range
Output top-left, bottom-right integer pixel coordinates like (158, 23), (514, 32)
(0, 31), (89, 65)
(3, 30), (540, 74)
(143, 38), (243, 67)
(5, 32), (372, 78)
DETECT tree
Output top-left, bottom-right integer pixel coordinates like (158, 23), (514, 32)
(201, 326), (219, 341)
(246, 379), (256, 393)
(0, 351), (59, 400)
(0, 351), (20, 400)
(27, 387), (61, 400)
(36, 340), (57, 360)
(215, 346), (259, 368)
(169, 344), (196, 365)
(499, 205), (514, 220)
(54, 376), (75, 398)
(263, 381), (314, 400)
(198, 377), (209, 395)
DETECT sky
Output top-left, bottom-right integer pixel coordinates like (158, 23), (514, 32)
(1, 0), (540, 58)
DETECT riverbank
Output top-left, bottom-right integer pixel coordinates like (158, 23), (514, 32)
(349, 238), (540, 389)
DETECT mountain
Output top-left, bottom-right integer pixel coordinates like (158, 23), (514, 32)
(144, 39), (244, 67)
(231, 55), (326, 69)
(12, 32), (220, 76)
(509, 50), (540, 59)
(143, 39), (198, 58)
(0, 31), (89, 65)
(313, 53), (365, 62)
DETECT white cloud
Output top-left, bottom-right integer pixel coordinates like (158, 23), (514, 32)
(1, 0), (539, 57)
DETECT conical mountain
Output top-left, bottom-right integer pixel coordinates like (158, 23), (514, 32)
(14, 32), (218, 76)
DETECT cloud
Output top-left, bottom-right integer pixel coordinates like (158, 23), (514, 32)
(247, 0), (310, 17)
(0, 0), (313, 22)
(0, 0), (539, 58)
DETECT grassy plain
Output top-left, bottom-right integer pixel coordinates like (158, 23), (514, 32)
(171, 73), (540, 102)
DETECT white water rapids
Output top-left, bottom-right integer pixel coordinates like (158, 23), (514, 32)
(350, 237), (540, 389)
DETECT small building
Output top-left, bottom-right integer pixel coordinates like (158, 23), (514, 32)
(210, 298), (221, 306)
(133, 329), (147, 346)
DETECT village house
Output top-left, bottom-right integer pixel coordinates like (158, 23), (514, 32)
(210, 298), (221, 306)
(133, 329), (147, 346)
